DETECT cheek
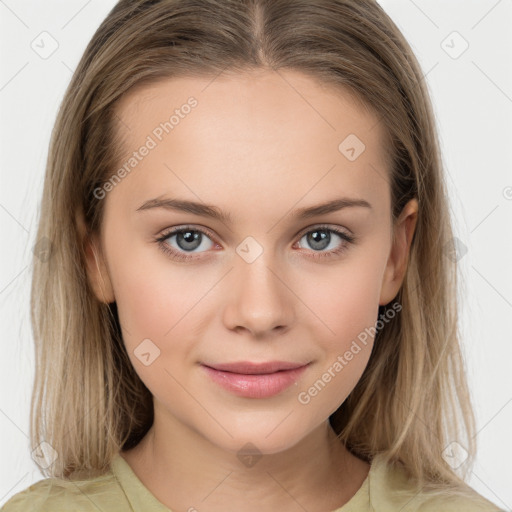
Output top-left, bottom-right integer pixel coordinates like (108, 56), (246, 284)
(335, 265), (382, 336)
(107, 251), (212, 398)
(106, 242), (211, 350)
(297, 254), (384, 343)
(293, 253), (385, 408)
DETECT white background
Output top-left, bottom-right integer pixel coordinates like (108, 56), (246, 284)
(0, 0), (511, 509)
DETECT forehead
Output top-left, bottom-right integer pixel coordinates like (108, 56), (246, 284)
(110, 69), (391, 217)
(116, 69), (385, 144)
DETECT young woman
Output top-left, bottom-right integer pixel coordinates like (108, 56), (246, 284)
(2, 1), (503, 510)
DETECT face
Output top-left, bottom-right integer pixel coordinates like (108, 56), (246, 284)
(84, 69), (417, 456)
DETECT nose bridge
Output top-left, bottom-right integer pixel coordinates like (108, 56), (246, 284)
(222, 238), (294, 335)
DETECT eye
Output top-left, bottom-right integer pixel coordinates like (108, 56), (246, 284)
(155, 226), (217, 261)
(294, 225), (355, 259)
(154, 224), (356, 262)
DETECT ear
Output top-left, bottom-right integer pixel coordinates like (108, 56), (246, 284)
(76, 209), (115, 304)
(379, 198), (418, 306)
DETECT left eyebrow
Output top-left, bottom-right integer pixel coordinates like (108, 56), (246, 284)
(135, 196), (372, 224)
(294, 197), (372, 218)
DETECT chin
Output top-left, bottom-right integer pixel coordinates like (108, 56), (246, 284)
(203, 421), (309, 457)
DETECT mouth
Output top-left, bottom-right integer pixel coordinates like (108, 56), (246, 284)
(200, 361), (311, 398)
(202, 360), (310, 374)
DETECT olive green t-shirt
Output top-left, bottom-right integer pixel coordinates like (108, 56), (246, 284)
(1, 453), (504, 511)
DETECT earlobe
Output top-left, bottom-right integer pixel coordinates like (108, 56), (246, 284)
(379, 198), (418, 306)
(76, 210), (115, 304)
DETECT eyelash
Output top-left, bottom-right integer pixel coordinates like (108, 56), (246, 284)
(154, 224), (356, 262)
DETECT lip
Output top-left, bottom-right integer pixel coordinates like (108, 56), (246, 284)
(201, 361), (311, 398)
(204, 360), (309, 374)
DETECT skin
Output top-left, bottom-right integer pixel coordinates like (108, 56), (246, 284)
(81, 68), (418, 512)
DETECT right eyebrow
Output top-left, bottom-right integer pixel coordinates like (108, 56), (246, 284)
(136, 197), (233, 224)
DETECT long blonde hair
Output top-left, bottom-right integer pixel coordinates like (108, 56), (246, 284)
(31, 0), (479, 498)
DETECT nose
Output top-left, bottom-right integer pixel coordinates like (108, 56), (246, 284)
(221, 251), (295, 338)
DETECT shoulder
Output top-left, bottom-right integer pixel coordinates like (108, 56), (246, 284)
(368, 454), (504, 512)
(1, 470), (129, 512)
(414, 493), (505, 512)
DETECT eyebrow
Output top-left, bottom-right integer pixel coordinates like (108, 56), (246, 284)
(136, 196), (372, 223)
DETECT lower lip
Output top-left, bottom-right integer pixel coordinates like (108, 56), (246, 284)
(201, 364), (309, 398)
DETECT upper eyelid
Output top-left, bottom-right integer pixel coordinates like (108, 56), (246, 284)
(158, 224), (217, 242)
(296, 224), (352, 237)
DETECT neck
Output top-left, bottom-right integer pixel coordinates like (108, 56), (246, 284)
(121, 407), (369, 512)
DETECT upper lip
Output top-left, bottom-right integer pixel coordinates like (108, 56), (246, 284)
(202, 361), (310, 375)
